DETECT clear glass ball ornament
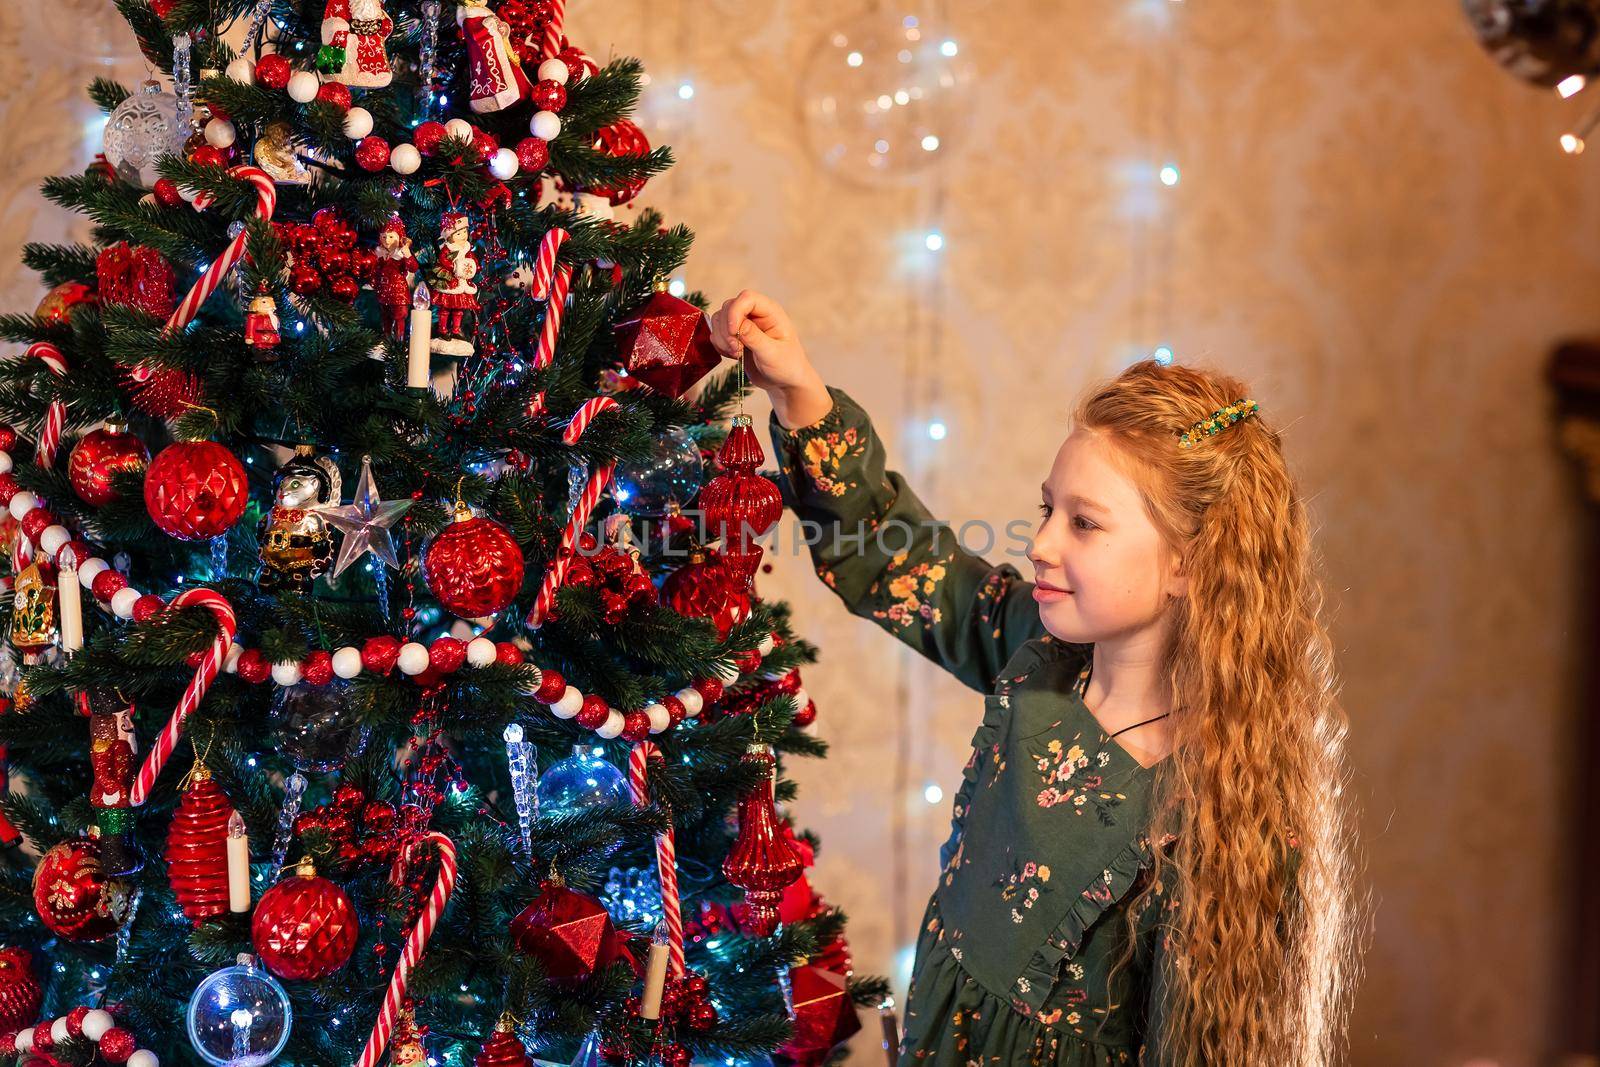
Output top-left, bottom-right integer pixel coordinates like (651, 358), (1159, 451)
(103, 80), (188, 188)
(185, 954), (293, 1067)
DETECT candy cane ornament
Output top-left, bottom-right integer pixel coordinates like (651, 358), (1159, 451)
(356, 831), (458, 1067)
(24, 342), (67, 468)
(530, 227), (571, 370)
(629, 741), (684, 975)
(541, 0), (566, 60)
(129, 588), (236, 807)
(526, 396), (618, 629)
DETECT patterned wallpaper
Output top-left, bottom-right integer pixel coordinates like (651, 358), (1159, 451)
(1, 2), (1596, 1065)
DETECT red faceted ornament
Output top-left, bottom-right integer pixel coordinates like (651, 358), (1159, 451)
(613, 289), (720, 398)
(32, 837), (132, 942)
(68, 422), (149, 507)
(164, 764), (232, 925)
(778, 965), (862, 1065)
(662, 547), (750, 639)
(474, 1013), (532, 1067)
(0, 949), (41, 1034)
(423, 503), (525, 618)
(144, 440), (248, 541)
(509, 879), (620, 982)
(587, 119), (651, 204)
(96, 243), (177, 319)
(720, 744), (804, 937)
(251, 858), (359, 981)
(35, 281), (95, 327)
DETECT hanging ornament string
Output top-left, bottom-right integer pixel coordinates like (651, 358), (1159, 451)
(628, 741), (684, 975)
(129, 588), (237, 807)
(355, 832), (458, 1067)
(132, 166), (279, 384)
(530, 227), (572, 369)
(24, 342), (68, 468)
(526, 396), (618, 629)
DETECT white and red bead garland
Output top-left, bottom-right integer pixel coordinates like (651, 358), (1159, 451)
(0, 1005), (158, 1065)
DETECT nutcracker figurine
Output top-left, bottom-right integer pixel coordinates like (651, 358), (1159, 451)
(245, 286), (282, 352)
(83, 686), (141, 877)
(428, 212), (478, 357)
(320, 0), (395, 88)
(375, 217), (418, 340)
(257, 446), (342, 593)
(459, 0), (532, 113)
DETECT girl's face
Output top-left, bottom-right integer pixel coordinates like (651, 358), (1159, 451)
(1027, 428), (1187, 643)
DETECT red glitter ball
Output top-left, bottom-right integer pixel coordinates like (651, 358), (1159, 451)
(413, 121), (447, 155)
(428, 637), (465, 673)
(355, 136), (391, 172)
(98, 1026), (136, 1062)
(237, 649), (270, 684)
(495, 641), (523, 666)
(362, 636), (402, 674)
(315, 82), (352, 111)
(303, 650), (334, 686)
(534, 668), (565, 702)
(255, 54), (291, 90)
(575, 695), (609, 730)
(132, 594), (165, 623)
(91, 568), (128, 602)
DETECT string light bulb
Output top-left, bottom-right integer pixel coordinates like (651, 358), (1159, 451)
(1159, 163), (1181, 186)
(1559, 74), (1588, 99)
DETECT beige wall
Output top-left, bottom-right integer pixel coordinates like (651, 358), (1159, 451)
(3, 2), (1594, 1065)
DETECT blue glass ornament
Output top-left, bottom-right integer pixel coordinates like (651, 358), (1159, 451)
(186, 954), (292, 1067)
(602, 864), (662, 927)
(612, 425), (703, 516)
(569, 1030), (604, 1067)
(535, 744), (626, 815)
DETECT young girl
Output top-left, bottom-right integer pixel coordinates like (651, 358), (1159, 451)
(709, 291), (1364, 1066)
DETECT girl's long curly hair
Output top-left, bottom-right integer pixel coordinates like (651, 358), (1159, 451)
(1073, 360), (1369, 1066)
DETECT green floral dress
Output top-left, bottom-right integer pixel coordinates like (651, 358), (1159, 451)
(768, 386), (1183, 1067)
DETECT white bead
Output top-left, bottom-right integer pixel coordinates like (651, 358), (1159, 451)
(49, 1017), (68, 1043)
(397, 641), (430, 675)
(757, 632), (776, 655)
(224, 642), (243, 672)
(78, 557), (109, 584)
(520, 666), (543, 695)
(466, 636), (497, 667)
(792, 687), (809, 711)
(552, 685), (583, 719)
(530, 110), (562, 141)
(343, 106), (374, 140)
(81, 1009), (114, 1042)
(111, 587), (139, 619)
(14, 1027), (31, 1051)
(445, 117), (475, 142)
(127, 1050), (160, 1067)
(645, 703), (670, 733)
(270, 660), (302, 686)
(225, 57), (256, 85)
(8, 491), (36, 520)
(39, 525), (70, 557)
(0, 452), (12, 474)
(332, 646), (363, 679)
(204, 118), (237, 148)
(287, 70), (321, 103)
(389, 143), (422, 175)
(711, 659), (740, 684)
(537, 58), (570, 83)
(488, 147), (520, 179)
(675, 687), (704, 716)
(595, 710), (626, 739)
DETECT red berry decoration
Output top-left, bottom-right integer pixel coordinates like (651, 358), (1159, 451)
(509, 879), (620, 982)
(474, 1013), (532, 1067)
(32, 838), (132, 942)
(96, 242), (177, 319)
(165, 763), (233, 925)
(255, 53), (292, 90)
(252, 857), (359, 981)
(0, 949), (42, 1034)
(515, 137), (550, 173)
(662, 547), (751, 639)
(68, 422), (149, 507)
(614, 286), (720, 398)
(144, 440), (249, 541)
(423, 503), (525, 618)
(189, 144), (227, 169)
(355, 135), (391, 172)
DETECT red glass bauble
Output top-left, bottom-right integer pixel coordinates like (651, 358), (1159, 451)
(700, 466), (781, 548)
(662, 549), (750, 639)
(473, 1015), (532, 1067)
(32, 838), (132, 942)
(144, 440), (249, 541)
(588, 119), (651, 204)
(423, 505), (525, 618)
(35, 281), (95, 327)
(355, 135), (391, 172)
(720, 744), (804, 937)
(328, 275), (360, 302)
(289, 263), (323, 295)
(255, 53), (291, 90)
(509, 880), (620, 982)
(0, 949), (41, 1034)
(96, 242), (177, 319)
(251, 859), (359, 981)
(778, 965), (862, 1062)
(68, 423), (149, 507)
(164, 766), (232, 925)
(614, 290), (720, 398)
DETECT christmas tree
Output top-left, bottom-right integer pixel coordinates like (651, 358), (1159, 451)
(0, 1), (883, 1064)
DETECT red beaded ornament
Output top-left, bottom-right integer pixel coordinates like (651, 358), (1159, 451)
(422, 503), (525, 618)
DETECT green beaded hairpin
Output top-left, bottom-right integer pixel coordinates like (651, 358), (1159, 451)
(1177, 399), (1260, 449)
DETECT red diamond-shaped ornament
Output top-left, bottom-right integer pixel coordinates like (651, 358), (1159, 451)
(614, 290), (721, 398)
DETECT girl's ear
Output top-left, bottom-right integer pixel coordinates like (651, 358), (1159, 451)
(1165, 551), (1189, 600)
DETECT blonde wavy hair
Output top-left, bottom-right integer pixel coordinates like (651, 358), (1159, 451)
(1074, 359), (1369, 1066)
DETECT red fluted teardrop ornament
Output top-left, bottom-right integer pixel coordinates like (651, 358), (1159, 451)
(700, 417), (781, 592)
(721, 744), (804, 936)
(474, 1013), (532, 1067)
(164, 764), (233, 924)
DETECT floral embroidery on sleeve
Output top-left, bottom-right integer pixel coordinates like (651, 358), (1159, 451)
(872, 550), (950, 630)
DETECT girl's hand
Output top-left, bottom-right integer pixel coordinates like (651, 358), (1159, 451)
(710, 290), (833, 429)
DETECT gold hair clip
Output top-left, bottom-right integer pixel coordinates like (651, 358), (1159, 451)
(1177, 399), (1259, 449)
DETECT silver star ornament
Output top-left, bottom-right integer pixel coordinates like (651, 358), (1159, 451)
(313, 455), (414, 578)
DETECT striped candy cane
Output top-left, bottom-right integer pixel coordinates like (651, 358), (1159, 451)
(530, 228), (571, 370)
(129, 588), (236, 807)
(131, 166), (278, 383)
(541, 0), (566, 60)
(526, 397), (618, 629)
(24, 342), (67, 468)
(629, 741), (685, 975)
(356, 832), (458, 1067)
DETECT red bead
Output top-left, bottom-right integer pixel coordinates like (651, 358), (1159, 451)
(736, 649), (763, 674)
(328, 275), (360, 302)
(289, 263), (323, 295)
(315, 82), (352, 111)
(532, 79), (567, 112)
(153, 178), (185, 207)
(794, 699), (818, 728)
(694, 676), (724, 704)
(362, 636), (402, 674)
(189, 145), (227, 169)
(428, 637), (465, 673)
(575, 695), (609, 730)
(355, 136), (391, 172)
(515, 137), (550, 174)
(19, 509), (53, 542)
(414, 121), (447, 155)
(98, 1026), (135, 1062)
(91, 568), (128, 602)
(132, 594), (165, 623)
(0, 1034), (12, 1054)
(472, 128), (499, 160)
(661, 694), (687, 727)
(255, 53), (292, 90)
(303, 650), (334, 686)
(65, 1007), (88, 1037)
(0, 428), (13, 454)
(237, 649), (270, 684)
(622, 710), (651, 742)
(495, 641), (523, 666)
(533, 668), (565, 703)
(0, 475), (15, 504)
(30, 1022), (52, 1051)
